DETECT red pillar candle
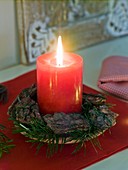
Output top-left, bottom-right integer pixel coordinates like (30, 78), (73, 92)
(37, 36), (83, 114)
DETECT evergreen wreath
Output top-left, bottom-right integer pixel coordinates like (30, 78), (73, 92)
(8, 84), (118, 157)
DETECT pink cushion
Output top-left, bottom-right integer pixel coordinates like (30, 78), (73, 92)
(98, 56), (128, 100)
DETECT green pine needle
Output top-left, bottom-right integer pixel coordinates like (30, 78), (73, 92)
(0, 124), (14, 158)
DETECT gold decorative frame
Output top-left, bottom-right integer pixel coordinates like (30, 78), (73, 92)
(16, 0), (128, 64)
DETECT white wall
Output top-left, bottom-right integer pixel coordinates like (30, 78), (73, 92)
(0, 0), (19, 70)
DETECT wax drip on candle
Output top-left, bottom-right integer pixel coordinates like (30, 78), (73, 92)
(56, 36), (63, 66)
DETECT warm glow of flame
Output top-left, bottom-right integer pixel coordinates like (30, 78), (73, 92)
(56, 36), (63, 66)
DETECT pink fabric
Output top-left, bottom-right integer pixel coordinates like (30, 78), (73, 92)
(98, 56), (128, 100)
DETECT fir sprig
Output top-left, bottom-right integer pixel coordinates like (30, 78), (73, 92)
(0, 124), (14, 158)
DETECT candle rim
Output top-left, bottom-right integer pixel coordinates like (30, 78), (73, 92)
(37, 51), (83, 68)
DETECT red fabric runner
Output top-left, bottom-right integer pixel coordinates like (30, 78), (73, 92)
(0, 70), (128, 170)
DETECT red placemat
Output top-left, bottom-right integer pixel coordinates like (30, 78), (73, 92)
(0, 70), (128, 170)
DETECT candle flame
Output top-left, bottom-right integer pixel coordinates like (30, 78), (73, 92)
(56, 36), (63, 66)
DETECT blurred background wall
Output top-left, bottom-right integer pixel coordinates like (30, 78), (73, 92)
(0, 0), (19, 70)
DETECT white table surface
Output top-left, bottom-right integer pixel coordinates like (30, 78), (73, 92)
(0, 35), (128, 170)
